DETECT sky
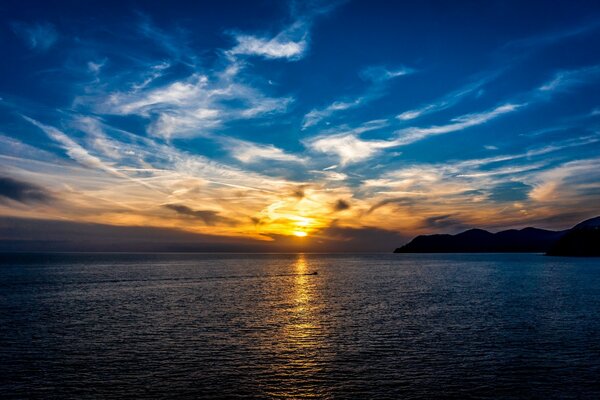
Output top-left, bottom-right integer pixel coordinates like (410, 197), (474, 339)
(0, 0), (599, 251)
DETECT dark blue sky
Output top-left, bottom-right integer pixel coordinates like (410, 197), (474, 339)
(1, 0), (599, 250)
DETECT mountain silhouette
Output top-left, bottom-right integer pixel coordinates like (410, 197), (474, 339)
(394, 216), (599, 256)
(546, 216), (600, 257)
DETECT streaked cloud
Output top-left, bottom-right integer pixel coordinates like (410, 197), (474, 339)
(503, 20), (600, 50)
(305, 119), (390, 165)
(528, 158), (600, 202)
(302, 98), (364, 129)
(307, 132), (396, 165)
(228, 21), (309, 60)
(538, 65), (600, 92)
(396, 74), (499, 121)
(99, 69), (292, 139)
(220, 138), (305, 164)
(163, 203), (235, 226)
(395, 103), (522, 145)
(23, 116), (125, 178)
(308, 103), (521, 165)
(360, 65), (413, 82)
(11, 21), (58, 51)
(302, 65), (412, 129)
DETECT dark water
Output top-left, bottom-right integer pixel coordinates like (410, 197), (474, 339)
(1, 253), (600, 399)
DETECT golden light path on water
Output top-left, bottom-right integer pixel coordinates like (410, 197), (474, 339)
(265, 254), (328, 398)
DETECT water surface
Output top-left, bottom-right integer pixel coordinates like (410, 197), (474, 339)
(1, 253), (599, 398)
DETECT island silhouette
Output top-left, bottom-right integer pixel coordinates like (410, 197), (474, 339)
(394, 216), (600, 256)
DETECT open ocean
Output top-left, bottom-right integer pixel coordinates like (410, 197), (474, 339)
(1, 253), (599, 399)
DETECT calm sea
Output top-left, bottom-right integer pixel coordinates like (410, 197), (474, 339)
(1, 253), (599, 399)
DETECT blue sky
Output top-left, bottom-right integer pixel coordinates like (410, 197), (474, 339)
(1, 0), (599, 250)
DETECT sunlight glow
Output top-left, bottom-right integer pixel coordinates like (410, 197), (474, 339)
(293, 231), (308, 237)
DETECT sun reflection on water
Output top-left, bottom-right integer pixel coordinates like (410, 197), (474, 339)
(266, 254), (327, 398)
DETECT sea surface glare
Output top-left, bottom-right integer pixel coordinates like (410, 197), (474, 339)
(1, 253), (600, 399)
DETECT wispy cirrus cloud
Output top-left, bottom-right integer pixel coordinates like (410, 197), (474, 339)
(219, 137), (305, 164)
(396, 74), (497, 121)
(98, 69), (292, 139)
(227, 20), (309, 60)
(23, 116), (126, 178)
(226, 1), (341, 61)
(307, 132), (396, 165)
(394, 103), (522, 145)
(71, 15), (298, 141)
(360, 133), (600, 230)
(11, 21), (58, 51)
(137, 16), (197, 65)
(308, 103), (521, 165)
(302, 65), (412, 129)
(359, 65), (413, 83)
(538, 65), (600, 92)
(528, 158), (600, 202)
(305, 119), (390, 165)
(302, 98), (364, 130)
(503, 20), (600, 50)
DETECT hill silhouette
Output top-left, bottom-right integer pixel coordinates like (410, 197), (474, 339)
(546, 216), (600, 256)
(394, 216), (599, 256)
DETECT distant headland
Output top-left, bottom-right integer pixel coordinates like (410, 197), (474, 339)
(394, 216), (600, 257)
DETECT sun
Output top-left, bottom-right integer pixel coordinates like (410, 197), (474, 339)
(293, 231), (308, 237)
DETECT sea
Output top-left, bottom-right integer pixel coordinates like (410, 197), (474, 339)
(1, 253), (599, 399)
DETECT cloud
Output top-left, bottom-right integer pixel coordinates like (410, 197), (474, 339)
(23, 116), (127, 178)
(527, 158), (600, 202)
(101, 70), (292, 139)
(22, 117), (166, 194)
(87, 60), (106, 74)
(307, 132), (396, 165)
(0, 176), (52, 204)
(3, 4), (599, 245)
(302, 98), (364, 129)
(220, 137), (304, 164)
(225, 1), (341, 61)
(74, 116), (122, 159)
(11, 22), (58, 51)
(303, 65), (412, 129)
(333, 199), (350, 211)
(228, 21), (309, 60)
(529, 181), (559, 202)
(308, 103), (520, 165)
(0, 217), (267, 252)
(360, 65), (413, 82)
(163, 204), (234, 225)
(227, 31), (308, 60)
(503, 20), (600, 50)
(305, 120), (393, 165)
(0, 216), (411, 252)
(312, 170), (348, 181)
(421, 214), (469, 232)
(395, 74), (497, 121)
(538, 65), (600, 92)
(135, 15), (200, 65)
(396, 110), (425, 121)
(308, 225), (410, 252)
(356, 135), (600, 232)
(395, 103), (521, 145)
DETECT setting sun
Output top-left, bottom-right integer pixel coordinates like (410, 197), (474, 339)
(293, 231), (308, 237)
